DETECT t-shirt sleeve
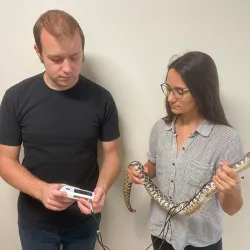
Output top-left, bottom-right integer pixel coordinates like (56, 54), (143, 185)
(99, 91), (120, 142)
(0, 89), (22, 146)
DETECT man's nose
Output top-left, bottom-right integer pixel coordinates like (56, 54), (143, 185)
(62, 59), (72, 73)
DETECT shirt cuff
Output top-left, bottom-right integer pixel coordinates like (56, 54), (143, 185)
(147, 151), (156, 164)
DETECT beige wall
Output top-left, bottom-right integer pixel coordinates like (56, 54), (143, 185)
(0, 1), (250, 250)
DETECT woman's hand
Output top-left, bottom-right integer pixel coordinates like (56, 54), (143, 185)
(213, 161), (242, 194)
(127, 165), (149, 184)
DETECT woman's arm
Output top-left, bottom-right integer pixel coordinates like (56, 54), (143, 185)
(214, 161), (243, 215)
(144, 160), (156, 179)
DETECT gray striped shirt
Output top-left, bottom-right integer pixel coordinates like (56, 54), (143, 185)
(147, 117), (243, 250)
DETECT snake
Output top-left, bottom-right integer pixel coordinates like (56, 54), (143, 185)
(123, 152), (250, 216)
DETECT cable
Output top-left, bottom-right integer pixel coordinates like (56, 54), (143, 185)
(144, 205), (176, 250)
(145, 179), (214, 250)
(88, 178), (216, 250)
(89, 200), (111, 250)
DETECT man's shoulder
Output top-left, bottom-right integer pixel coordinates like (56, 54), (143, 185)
(81, 75), (113, 99)
(6, 72), (44, 96)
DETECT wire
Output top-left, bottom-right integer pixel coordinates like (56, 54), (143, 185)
(145, 179), (214, 250)
(145, 205), (178, 250)
(89, 200), (111, 250)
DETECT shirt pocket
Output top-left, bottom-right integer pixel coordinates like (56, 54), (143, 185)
(183, 159), (214, 188)
(155, 153), (167, 189)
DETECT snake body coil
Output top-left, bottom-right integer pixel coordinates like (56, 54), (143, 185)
(123, 152), (250, 216)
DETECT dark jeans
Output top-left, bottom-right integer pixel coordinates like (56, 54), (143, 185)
(18, 214), (101, 250)
(151, 235), (222, 250)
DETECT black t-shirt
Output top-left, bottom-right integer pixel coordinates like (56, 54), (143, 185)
(0, 73), (120, 229)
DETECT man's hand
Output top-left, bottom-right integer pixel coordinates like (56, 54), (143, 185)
(77, 186), (105, 215)
(213, 161), (242, 195)
(40, 183), (75, 211)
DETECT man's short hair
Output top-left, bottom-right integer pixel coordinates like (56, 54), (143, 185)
(33, 9), (85, 53)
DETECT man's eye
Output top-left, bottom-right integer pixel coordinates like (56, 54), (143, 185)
(70, 56), (79, 61)
(51, 58), (62, 63)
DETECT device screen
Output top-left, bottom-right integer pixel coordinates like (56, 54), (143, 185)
(74, 188), (92, 196)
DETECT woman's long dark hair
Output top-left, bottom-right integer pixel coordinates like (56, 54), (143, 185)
(164, 51), (230, 126)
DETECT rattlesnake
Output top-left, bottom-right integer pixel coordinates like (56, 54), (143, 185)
(123, 152), (250, 216)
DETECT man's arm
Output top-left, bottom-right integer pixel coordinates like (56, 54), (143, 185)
(0, 145), (46, 199)
(77, 139), (120, 214)
(0, 144), (75, 211)
(96, 139), (120, 192)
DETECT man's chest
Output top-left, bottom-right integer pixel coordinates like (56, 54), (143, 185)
(18, 97), (101, 148)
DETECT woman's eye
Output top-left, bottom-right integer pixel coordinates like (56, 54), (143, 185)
(175, 88), (183, 94)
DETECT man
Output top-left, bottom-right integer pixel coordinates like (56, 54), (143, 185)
(0, 9), (120, 250)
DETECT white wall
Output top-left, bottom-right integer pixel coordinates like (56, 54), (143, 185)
(0, 1), (250, 249)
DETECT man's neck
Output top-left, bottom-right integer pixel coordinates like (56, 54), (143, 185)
(43, 72), (79, 91)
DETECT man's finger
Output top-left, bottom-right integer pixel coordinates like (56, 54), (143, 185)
(46, 205), (65, 211)
(96, 193), (105, 205)
(94, 194), (102, 204)
(60, 197), (75, 203)
(51, 189), (68, 197)
(51, 191), (74, 203)
(93, 188), (105, 203)
(77, 201), (91, 214)
(92, 194), (105, 213)
(54, 197), (75, 204)
(78, 198), (91, 208)
(47, 199), (67, 208)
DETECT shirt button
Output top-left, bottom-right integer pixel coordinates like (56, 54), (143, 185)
(182, 147), (185, 150)
(169, 196), (172, 200)
(172, 163), (175, 166)
(171, 179), (174, 183)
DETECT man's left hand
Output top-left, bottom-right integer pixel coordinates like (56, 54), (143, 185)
(77, 186), (106, 215)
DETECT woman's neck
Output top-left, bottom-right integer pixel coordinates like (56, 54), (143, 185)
(176, 112), (204, 129)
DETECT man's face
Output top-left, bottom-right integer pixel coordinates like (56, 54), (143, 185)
(35, 28), (83, 90)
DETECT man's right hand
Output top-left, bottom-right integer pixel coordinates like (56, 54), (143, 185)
(39, 183), (75, 211)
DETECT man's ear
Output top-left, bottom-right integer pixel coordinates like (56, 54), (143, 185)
(34, 44), (43, 63)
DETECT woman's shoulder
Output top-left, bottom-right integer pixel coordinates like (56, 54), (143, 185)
(212, 123), (239, 140)
(151, 117), (171, 132)
(210, 123), (243, 154)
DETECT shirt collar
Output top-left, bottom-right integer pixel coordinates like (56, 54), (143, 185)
(164, 116), (214, 137)
(196, 119), (214, 137)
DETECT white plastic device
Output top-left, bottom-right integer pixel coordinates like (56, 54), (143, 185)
(60, 185), (95, 201)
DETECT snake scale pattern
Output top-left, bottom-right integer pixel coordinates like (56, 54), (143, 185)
(123, 152), (250, 216)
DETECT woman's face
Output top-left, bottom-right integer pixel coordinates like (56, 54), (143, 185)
(166, 69), (198, 116)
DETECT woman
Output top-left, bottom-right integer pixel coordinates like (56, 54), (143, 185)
(128, 51), (244, 250)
